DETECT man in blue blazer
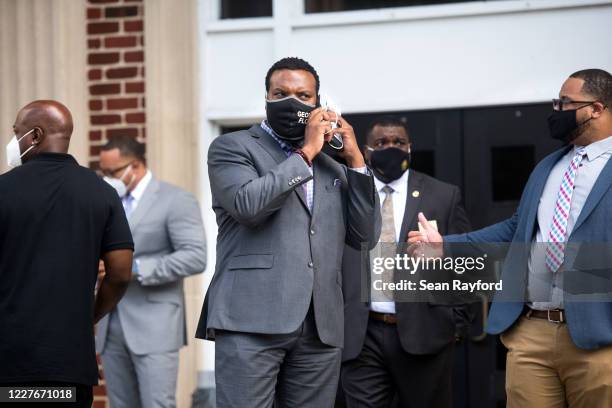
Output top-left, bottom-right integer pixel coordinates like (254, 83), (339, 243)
(410, 68), (612, 407)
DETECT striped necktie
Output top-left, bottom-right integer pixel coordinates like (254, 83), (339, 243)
(545, 147), (586, 273)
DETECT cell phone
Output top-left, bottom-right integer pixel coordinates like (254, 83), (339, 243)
(320, 93), (344, 150)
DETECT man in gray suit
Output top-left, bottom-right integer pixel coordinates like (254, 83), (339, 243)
(96, 135), (207, 408)
(195, 57), (381, 407)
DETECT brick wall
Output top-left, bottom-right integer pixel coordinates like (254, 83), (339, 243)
(87, 0), (146, 406)
(87, 0), (146, 170)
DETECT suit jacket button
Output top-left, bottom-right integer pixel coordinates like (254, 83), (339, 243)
(308, 261), (313, 268)
(310, 229), (315, 235)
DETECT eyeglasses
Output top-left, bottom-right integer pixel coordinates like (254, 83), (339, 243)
(96, 162), (133, 178)
(552, 99), (597, 112)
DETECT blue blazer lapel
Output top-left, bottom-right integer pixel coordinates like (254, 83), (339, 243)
(522, 147), (571, 241)
(571, 157), (612, 234)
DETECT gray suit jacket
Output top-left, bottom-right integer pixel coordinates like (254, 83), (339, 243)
(96, 177), (207, 355)
(195, 125), (381, 348)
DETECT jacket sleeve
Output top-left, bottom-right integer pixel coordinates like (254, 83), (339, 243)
(446, 212), (518, 244)
(344, 167), (381, 251)
(137, 190), (207, 286)
(208, 135), (313, 228)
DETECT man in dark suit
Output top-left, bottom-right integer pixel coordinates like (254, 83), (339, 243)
(341, 116), (471, 407)
(411, 69), (612, 407)
(196, 57), (381, 408)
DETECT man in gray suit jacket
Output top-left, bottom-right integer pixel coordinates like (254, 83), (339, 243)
(96, 136), (207, 408)
(195, 57), (381, 407)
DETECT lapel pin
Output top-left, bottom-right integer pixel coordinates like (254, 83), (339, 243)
(412, 190), (420, 198)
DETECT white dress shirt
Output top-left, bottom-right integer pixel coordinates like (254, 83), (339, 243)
(370, 170), (410, 314)
(123, 170), (152, 214)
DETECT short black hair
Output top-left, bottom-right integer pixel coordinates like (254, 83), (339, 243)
(570, 68), (612, 108)
(366, 116), (410, 139)
(265, 57), (320, 94)
(101, 135), (146, 165)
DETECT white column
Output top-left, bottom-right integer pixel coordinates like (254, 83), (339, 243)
(0, 0), (89, 171)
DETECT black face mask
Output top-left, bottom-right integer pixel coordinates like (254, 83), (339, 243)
(547, 105), (593, 143)
(266, 96), (316, 144)
(368, 147), (411, 184)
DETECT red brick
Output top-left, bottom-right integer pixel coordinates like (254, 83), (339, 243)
(140, 66), (145, 77)
(124, 20), (143, 32)
(89, 100), (103, 111)
(87, 22), (119, 35)
(88, 52), (120, 65)
(91, 114), (121, 125)
(92, 400), (107, 408)
(141, 97), (145, 108)
(107, 97), (139, 110)
(87, 8), (101, 19)
(140, 35), (144, 46)
(93, 385), (106, 395)
(90, 83), (120, 95)
(126, 112), (145, 124)
(105, 6), (139, 18)
(106, 67), (138, 79)
(88, 39), (101, 49)
(89, 130), (102, 141)
(89, 160), (100, 170)
(104, 36), (137, 48)
(141, 127), (146, 140)
(107, 128), (138, 139)
(88, 69), (102, 80)
(125, 82), (144, 93)
(90, 145), (103, 156)
(124, 51), (144, 63)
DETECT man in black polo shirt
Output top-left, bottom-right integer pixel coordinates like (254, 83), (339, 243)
(0, 100), (134, 407)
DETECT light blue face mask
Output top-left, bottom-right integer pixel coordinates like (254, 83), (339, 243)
(6, 128), (36, 168)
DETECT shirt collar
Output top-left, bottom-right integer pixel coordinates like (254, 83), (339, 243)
(129, 170), (152, 201)
(373, 169), (409, 194)
(576, 135), (612, 162)
(260, 120), (295, 155)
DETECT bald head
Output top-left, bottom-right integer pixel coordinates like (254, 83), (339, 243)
(12, 100), (73, 159)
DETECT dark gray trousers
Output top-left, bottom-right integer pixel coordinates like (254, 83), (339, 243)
(215, 306), (342, 408)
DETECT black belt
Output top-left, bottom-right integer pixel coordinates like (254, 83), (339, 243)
(369, 311), (397, 324)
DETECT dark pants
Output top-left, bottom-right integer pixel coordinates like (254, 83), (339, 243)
(0, 381), (93, 407)
(215, 304), (342, 408)
(341, 317), (454, 408)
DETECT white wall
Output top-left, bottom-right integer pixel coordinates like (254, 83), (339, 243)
(196, 0), (612, 377)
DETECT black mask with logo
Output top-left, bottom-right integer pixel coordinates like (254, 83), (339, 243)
(266, 96), (317, 145)
(368, 147), (411, 184)
(547, 104), (594, 143)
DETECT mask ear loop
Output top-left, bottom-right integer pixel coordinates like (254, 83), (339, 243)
(18, 129), (37, 159)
